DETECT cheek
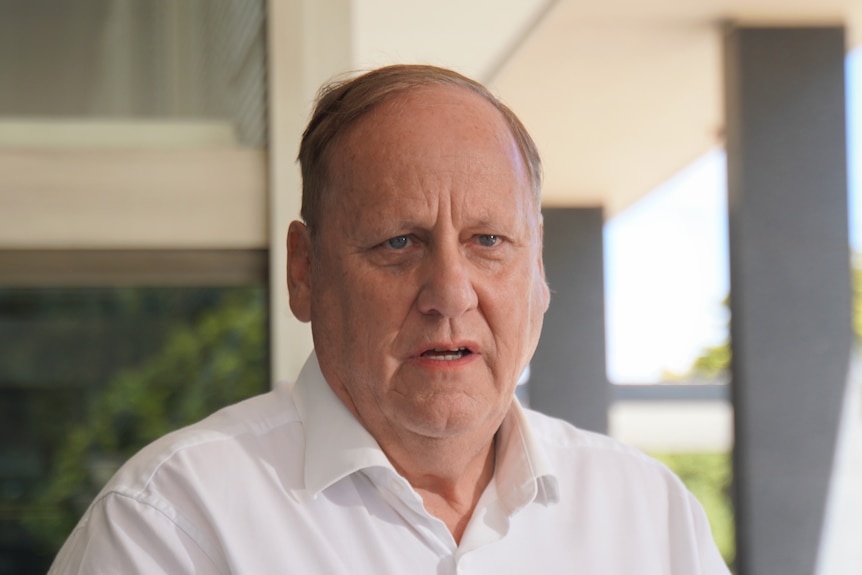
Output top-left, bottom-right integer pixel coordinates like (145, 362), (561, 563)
(310, 262), (362, 344)
(481, 279), (529, 337)
(490, 265), (547, 347)
(315, 265), (414, 346)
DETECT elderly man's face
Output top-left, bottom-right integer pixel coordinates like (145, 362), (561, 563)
(288, 85), (549, 446)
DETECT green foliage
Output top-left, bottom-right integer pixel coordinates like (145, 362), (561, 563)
(691, 343), (731, 379)
(854, 256), (862, 345)
(651, 452), (735, 571)
(21, 289), (267, 551)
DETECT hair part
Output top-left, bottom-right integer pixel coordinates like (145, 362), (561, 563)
(297, 64), (543, 236)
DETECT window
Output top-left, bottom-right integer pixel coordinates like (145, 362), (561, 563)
(0, 285), (268, 573)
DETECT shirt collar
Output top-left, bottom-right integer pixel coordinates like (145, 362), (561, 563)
(292, 352), (559, 510)
(494, 399), (560, 513)
(292, 352), (392, 499)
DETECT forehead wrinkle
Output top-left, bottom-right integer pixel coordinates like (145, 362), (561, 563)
(325, 84), (535, 233)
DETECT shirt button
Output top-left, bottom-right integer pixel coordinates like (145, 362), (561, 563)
(389, 479), (404, 494)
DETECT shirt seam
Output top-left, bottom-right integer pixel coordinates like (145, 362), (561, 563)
(95, 490), (228, 575)
(130, 404), (300, 498)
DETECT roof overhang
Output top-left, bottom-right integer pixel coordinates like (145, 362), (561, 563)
(352, 0), (859, 216)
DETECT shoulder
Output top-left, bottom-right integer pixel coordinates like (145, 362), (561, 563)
(521, 407), (683, 487)
(518, 408), (730, 573)
(520, 407), (713, 537)
(102, 382), (304, 500)
(51, 385), (306, 573)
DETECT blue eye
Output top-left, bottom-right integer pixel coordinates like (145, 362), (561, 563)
(477, 234), (499, 247)
(385, 236), (411, 250)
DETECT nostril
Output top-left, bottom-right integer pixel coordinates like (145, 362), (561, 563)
(415, 251), (479, 317)
(416, 280), (478, 318)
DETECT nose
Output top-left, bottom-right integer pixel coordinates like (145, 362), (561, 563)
(416, 245), (478, 318)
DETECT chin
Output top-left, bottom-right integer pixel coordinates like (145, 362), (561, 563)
(400, 398), (504, 439)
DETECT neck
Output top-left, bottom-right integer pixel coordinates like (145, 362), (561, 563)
(382, 432), (497, 544)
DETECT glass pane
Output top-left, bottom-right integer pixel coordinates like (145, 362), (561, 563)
(604, 149), (729, 384)
(0, 286), (268, 573)
(0, 0), (267, 148)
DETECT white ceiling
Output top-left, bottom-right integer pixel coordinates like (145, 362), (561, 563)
(351, 0), (551, 80)
(351, 0), (861, 216)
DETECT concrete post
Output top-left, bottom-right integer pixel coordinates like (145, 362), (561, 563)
(723, 25), (854, 575)
(529, 207), (609, 433)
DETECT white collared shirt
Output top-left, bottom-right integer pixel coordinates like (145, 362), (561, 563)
(50, 353), (730, 574)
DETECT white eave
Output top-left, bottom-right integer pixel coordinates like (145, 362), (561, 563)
(352, 0), (859, 216)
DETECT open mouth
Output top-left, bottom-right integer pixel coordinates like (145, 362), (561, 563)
(420, 347), (472, 361)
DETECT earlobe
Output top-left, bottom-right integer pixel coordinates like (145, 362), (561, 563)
(286, 221), (313, 323)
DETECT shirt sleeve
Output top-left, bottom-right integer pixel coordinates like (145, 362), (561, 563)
(48, 492), (226, 575)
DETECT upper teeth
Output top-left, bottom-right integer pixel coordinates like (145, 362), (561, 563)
(426, 348), (467, 360)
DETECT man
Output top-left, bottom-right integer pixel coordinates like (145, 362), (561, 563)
(50, 65), (730, 574)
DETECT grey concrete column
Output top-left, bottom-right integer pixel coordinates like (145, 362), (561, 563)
(724, 25), (854, 575)
(529, 207), (609, 433)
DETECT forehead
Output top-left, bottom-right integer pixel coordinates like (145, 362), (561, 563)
(325, 85), (532, 209)
(345, 85), (515, 157)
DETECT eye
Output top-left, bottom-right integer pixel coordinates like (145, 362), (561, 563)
(476, 234), (499, 247)
(384, 236), (411, 250)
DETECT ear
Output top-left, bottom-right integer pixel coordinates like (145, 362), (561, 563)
(286, 221), (313, 323)
(537, 223), (551, 312)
